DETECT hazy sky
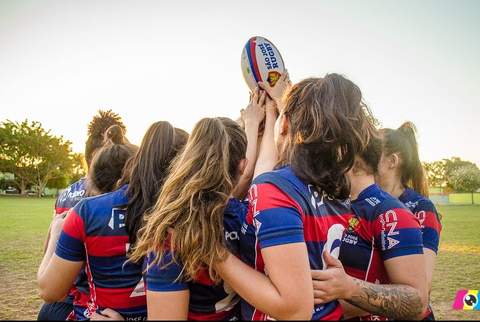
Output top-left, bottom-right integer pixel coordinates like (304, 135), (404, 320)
(0, 0), (479, 165)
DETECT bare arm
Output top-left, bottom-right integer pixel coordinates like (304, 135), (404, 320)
(232, 89), (266, 199)
(216, 243), (313, 320)
(253, 97), (277, 178)
(312, 252), (428, 320)
(424, 248), (436, 298)
(147, 290), (189, 320)
(37, 215), (83, 302)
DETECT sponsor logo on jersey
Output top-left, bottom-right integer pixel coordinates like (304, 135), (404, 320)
(380, 210), (400, 250)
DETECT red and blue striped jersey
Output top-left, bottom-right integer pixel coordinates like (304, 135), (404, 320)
(53, 177), (89, 320)
(339, 184), (424, 321)
(55, 177), (87, 215)
(399, 188), (442, 320)
(144, 198), (247, 321)
(399, 188), (442, 253)
(239, 166), (352, 320)
(56, 185), (147, 321)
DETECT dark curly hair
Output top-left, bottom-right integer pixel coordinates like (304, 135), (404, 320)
(279, 74), (376, 199)
(85, 110), (127, 166)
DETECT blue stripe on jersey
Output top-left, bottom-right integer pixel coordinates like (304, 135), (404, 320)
(88, 255), (143, 289)
(422, 227), (440, 251)
(56, 231), (85, 261)
(255, 207), (304, 248)
(145, 251), (189, 292)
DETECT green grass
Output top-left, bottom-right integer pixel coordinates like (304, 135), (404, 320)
(448, 193), (480, 205)
(0, 197), (479, 319)
(0, 196), (54, 320)
(431, 205), (480, 320)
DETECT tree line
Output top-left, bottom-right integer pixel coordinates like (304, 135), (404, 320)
(1, 119), (479, 197)
(0, 120), (86, 196)
(423, 157), (480, 194)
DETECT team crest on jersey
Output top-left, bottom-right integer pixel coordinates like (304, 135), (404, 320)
(348, 217), (360, 232)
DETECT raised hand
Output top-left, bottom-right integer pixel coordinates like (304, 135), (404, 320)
(241, 87), (266, 129)
(258, 70), (292, 106)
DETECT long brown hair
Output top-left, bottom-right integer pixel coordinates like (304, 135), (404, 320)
(278, 74), (376, 199)
(381, 122), (429, 197)
(117, 122), (189, 246)
(129, 117), (247, 282)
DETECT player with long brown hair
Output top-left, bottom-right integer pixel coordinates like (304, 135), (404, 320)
(376, 122), (442, 320)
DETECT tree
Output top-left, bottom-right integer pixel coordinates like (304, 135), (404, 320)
(0, 120), (76, 196)
(423, 161), (446, 188)
(450, 164), (480, 204)
(443, 157), (477, 188)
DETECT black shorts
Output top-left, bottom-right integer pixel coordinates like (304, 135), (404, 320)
(37, 298), (73, 321)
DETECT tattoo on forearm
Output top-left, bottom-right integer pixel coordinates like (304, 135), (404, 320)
(346, 279), (423, 320)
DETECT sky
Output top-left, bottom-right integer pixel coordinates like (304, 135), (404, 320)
(0, 0), (479, 165)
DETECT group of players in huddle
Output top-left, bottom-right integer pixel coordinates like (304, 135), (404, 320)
(36, 73), (442, 321)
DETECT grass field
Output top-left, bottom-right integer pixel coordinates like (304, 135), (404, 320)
(0, 197), (479, 320)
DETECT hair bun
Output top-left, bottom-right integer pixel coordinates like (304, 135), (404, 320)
(105, 124), (125, 144)
(398, 121), (417, 138)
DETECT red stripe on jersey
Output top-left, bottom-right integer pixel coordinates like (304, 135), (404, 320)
(63, 210), (86, 241)
(73, 289), (90, 307)
(419, 210), (442, 234)
(344, 266), (367, 280)
(94, 286), (146, 309)
(249, 183), (302, 214)
(55, 207), (70, 215)
(375, 208), (421, 230)
(322, 304), (343, 320)
(85, 235), (129, 257)
(194, 268), (215, 286)
(302, 212), (352, 242)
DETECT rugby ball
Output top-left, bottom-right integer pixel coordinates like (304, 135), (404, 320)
(241, 36), (285, 90)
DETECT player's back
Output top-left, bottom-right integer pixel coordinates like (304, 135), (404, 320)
(240, 166), (352, 320)
(55, 177), (87, 215)
(399, 188), (442, 253)
(67, 185), (146, 319)
(144, 198), (245, 320)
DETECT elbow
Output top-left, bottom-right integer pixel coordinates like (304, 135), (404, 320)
(417, 288), (429, 320)
(410, 287), (429, 320)
(37, 279), (65, 303)
(275, 298), (313, 320)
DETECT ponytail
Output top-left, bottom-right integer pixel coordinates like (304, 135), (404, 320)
(119, 121), (189, 247)
(383, 122), (429, 197)
(129, 117), (247, 282)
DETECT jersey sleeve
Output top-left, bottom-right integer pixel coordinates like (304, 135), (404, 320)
(373, 205), (424, 260)
(55, 206), (86, 262)
(249, 182), (304, 249)
(223, 198), (248, 255)
(144, 251), (188, 292)
(416, 199), (442, 253)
